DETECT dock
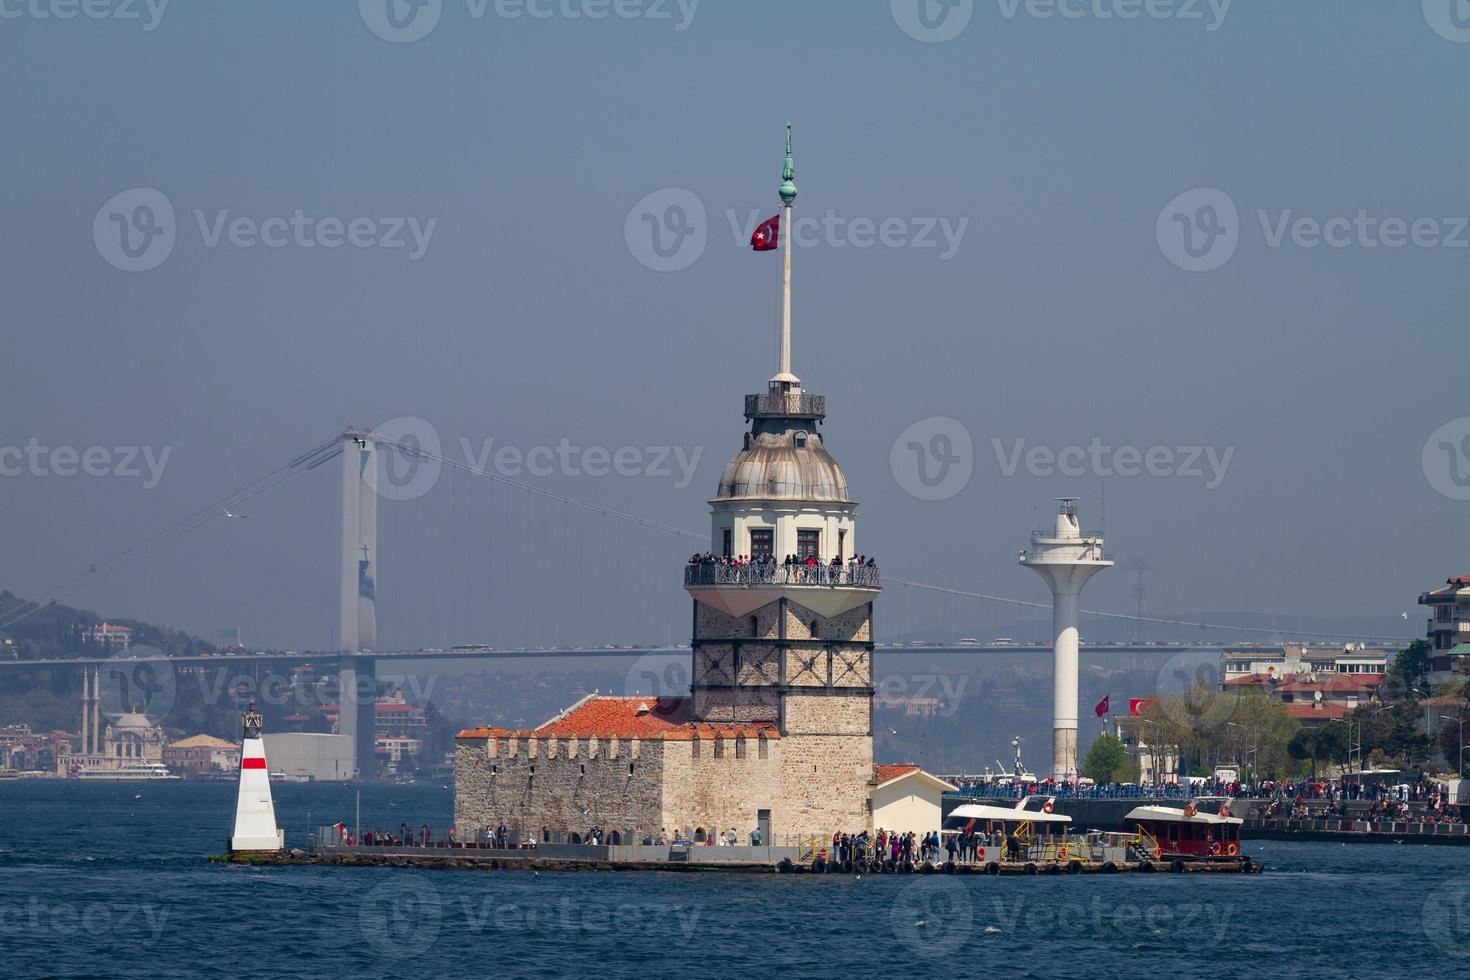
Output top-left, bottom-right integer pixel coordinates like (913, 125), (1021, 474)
(215, 842), (1263, 875)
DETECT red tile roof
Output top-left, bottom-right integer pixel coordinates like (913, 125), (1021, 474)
(873, 764), (920, 786)
(1284, 702), (1354, 720)
(1276, 676), (1381, 694)
(455, 696), (780, 742)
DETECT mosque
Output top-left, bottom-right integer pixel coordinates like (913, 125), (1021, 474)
(454, 129), (950, 843)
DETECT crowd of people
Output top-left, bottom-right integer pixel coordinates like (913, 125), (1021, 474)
(824, 829), (939, 866)
(686, 551), (878, 585)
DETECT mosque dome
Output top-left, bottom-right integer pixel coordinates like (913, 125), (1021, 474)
(714, 427), (851, 503)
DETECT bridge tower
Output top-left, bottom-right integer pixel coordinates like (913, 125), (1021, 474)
(1020, 498), (1112, 781)
(682, 126), (881, 833)
(338, 428), (378, 777)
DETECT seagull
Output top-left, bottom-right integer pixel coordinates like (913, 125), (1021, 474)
(1401, 612), (1409, 620)
(222, 509), (247, 519)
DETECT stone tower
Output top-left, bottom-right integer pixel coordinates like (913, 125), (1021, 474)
(682, 125), (881, 831)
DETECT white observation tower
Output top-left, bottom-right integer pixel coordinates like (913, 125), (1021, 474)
(1020, 498), (1111, 781)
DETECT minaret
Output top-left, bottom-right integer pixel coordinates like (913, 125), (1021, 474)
(230, 702), (282, 853)
(683, 126), (880, 835)
(1020, 499), (1112, 781)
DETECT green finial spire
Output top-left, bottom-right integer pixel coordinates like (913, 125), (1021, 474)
(779, 122), (797, 206)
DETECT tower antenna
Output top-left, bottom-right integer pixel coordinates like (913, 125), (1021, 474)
(772, 123), (800, 388)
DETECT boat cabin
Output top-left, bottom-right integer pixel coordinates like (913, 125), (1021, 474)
(1121, 797), (1244, 859)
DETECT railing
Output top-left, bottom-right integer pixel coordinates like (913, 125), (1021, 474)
(744, 392), (826, 418)
(684, 562), (880, 589)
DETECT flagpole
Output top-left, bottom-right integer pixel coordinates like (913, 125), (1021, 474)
(774, 123), (798, 387)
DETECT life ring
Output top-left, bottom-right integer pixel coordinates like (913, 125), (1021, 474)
(1183, 804), (1197, 817)
(1210, 841), (1222, 856)
(1042, 800), (1054, 813)
(1227, 842), (1238, 856)
(1219, 804), (1231, 818)
(1056, 846), (1068, 861)
(976, 847), (986, 861)
(1151, 844), (1162, 860)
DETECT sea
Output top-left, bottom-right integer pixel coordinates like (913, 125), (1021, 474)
(1, 780), (1468, 979)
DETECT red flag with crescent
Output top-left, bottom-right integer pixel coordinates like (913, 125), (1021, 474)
(1094, 694), (1110, 718)
(751, 214), (779, 251)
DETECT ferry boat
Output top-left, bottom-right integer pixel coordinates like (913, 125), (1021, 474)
(1120, 797), (1244, 861)
(942, 795), (1073, 860)
(75, 762), (181, 781)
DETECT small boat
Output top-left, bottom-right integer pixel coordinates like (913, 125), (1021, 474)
(1120, 796), (1244, 861)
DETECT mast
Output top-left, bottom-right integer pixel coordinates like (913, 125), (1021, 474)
(773, 123), (799, 389)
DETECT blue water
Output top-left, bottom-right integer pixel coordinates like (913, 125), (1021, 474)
(2, 781), (1469, 978)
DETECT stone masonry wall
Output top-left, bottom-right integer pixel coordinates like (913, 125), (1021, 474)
(658, 737), (783, 841)
(454, 736), (666, 841)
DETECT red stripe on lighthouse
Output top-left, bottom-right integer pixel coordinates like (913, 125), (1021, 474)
(242, 758), (267, 769)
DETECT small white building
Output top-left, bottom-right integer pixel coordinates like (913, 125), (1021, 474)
(869, 765), (956, 836)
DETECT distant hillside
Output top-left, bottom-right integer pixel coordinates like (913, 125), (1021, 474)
(0, 590), (223, 735)
(0, 590), (217, 662)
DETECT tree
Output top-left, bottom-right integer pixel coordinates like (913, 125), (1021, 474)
(1388, 640), (1432, 694)
(1083, 732), (1128, 783)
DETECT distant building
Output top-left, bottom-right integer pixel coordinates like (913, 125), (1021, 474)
(164, 734), (241, 776)
(82, 623), (132, 651)
(0, 725), (74, 772)
(1220, 644), (1387, 727)
(1221, 643), (1388, 682)
(1417, 577), (1470, 685)
(56, 711), (167, 776)
(262, 732), (353, 781)
(873, 694), (945, 717)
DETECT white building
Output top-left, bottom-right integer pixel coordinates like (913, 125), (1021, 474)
(1418, 577), (1470, 686)
(869, 765), (956, 836)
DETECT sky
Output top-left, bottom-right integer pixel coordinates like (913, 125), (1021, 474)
(2, 1), (1468, 652)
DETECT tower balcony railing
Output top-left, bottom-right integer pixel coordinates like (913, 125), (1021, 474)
(684, 560), (879, 590)
(744, 392), (826, 419)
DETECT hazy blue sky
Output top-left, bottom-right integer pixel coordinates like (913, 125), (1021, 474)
(3, 1), (1468, 650)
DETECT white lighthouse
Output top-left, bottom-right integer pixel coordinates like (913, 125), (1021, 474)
(229, 702), (282, 853)
(1020, 498), (1111, 781)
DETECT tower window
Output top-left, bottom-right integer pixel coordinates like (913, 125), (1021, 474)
(722, 528), (732, 559)
(794, 430), (808, 447)
(750, 528), (774, 560)
(838, 529), (846, 562)
(749, 615), (759, 637)
(797, 529), (820, 560)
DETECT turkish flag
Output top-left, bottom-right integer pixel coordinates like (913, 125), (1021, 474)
(751, 214), (779, 251)
(1129, 698), (1152, 716)
(1094, 694), (1110, 718)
